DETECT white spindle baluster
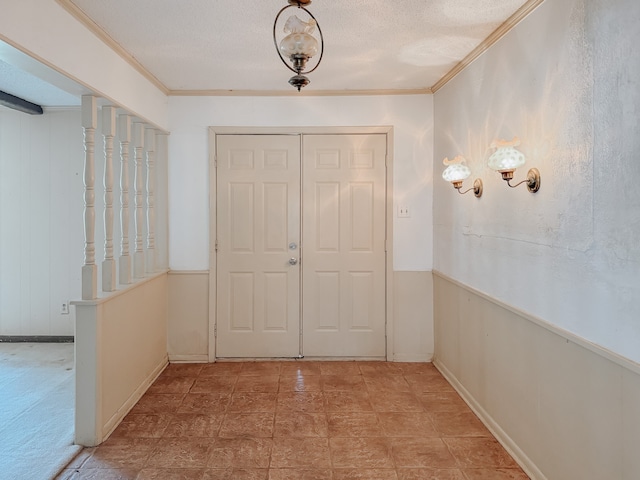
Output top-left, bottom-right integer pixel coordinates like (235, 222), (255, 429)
(81, 95), (98, 300)
(157, 132), (169, 270)
(145, 127), (156, 273)
(118, 114), (132, 285)
(102, 106), (117, 292)
(133, 122), (145, 278)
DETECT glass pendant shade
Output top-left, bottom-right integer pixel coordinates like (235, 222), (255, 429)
(488, 144), (526, 172)
(280, 31), (318, 58)
(279, 16), (318, 60)
(442, 163), (471, 183)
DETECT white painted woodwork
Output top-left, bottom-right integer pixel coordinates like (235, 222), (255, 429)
(215, 133), (387, 358)
(101, 106), (117, 292)
(118, 114), (132, 285)
(216, 135), (301, 358)
(82, 95), (98, 300)
(145, 127), (156, 274)
(154, 133), (170, 271)
(302, 134), (387, 357)
(133, 122), (145, 279)
(434, 273), (640, 480)
(74, 273), (168, 446)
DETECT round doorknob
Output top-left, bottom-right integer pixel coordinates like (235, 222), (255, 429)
(289, 257), (298, 265)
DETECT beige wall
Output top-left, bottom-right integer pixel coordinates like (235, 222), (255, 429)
(75, 273), (169, 446)
(393, 271), (433, 362)
(168, 270), (433, 361)
(434, 273), (640, 479)
(168, 271), (209, 362)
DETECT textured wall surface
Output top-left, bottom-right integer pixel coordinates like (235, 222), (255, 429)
(433, 0), (640, 362)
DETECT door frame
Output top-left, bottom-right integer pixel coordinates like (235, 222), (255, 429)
(208, 126), (395, 361)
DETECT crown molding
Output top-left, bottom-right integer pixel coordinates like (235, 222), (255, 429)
(57, 0), (542, 98)
(168, 88), (433, 97)
(56, 0), (169, 95)
(431, 0), (545, 93)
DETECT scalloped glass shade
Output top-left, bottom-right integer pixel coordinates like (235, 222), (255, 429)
(280, 32), (318, 58)
(488, 146), (526, 172)
(442, 163), (471, 183)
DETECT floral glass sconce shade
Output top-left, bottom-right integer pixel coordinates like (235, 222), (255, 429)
(488, 137), (540, 192)
(442, 156), (483, 198)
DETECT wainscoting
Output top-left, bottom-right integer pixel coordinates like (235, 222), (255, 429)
(167, 270), (433, 362)
(168, 270), (209, 362)
(74, 272), (169, 446)
(433, 272), (640, 480)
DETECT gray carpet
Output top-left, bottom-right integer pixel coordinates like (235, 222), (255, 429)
(0, 343), (81, 479)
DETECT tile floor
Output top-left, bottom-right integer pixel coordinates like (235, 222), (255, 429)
(58, 361), (529, 480)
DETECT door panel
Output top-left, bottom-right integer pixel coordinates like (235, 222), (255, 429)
(215, 132), (387, 358)
(216, 135), (301, 357)
(302, 134), (387, 357)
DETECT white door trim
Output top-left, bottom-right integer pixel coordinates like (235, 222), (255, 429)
(208, 126), (394, 361)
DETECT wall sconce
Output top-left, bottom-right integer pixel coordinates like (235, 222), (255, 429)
(442, 156), (483, 198)
(488, 137), (540, 192)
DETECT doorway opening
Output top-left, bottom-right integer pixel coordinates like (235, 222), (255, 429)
(209, 127), (394, 361)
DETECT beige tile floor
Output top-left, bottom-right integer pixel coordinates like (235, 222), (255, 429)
(58, 361), (529, 480)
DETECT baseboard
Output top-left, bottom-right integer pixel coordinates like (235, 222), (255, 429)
(434, 359), (546, 480)
(102, 354), (169, 440)
(393, 353), (433, 362)
(215, 356), (387, 362)
(169, 354), (209, 363)
(0, 336), (74, 343)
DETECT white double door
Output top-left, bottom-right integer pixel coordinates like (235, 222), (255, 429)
(216, 133), (387, 358)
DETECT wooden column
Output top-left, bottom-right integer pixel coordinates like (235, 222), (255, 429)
(145, 127), (156, 274)
(133, 122), (145, 279)
(82, 95), (98, 300)
(118, 114), (132, 285)
(101, 106), (117, 292)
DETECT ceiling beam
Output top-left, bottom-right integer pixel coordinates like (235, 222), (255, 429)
(0, 90), (43, 115)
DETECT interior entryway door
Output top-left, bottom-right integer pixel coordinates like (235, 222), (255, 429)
(216, 134), (301, 357)
(302, 134), (387, 357)
(215, 132), (387, 358)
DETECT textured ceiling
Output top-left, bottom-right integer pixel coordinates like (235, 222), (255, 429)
(0, 40), (89, 110)
(65, 0), (531, 93)
(0, 59), (81, 107)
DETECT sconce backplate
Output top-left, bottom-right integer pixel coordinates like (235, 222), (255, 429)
(473, 178), (483, 198)
(527, 168), (541, 193)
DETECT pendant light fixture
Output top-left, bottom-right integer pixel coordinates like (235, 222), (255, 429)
(273, 0), (324, 91)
